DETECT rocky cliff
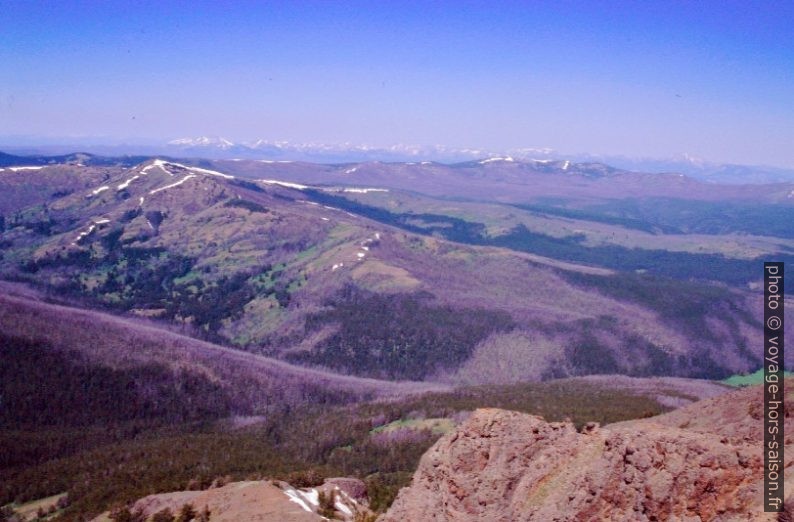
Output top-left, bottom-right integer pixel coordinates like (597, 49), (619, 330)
(382, 384), (793, 521)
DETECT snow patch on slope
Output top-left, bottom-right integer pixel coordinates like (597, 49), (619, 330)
(72, 217), (112, 244)
(117, 175), (140, 190)
(149, 175), (197, 194)
(87, 186), (110, 197)
(339, 187), (388, 193)
(335, 498), (353, 516)
(301, 489), (320, 507)
(259, 179), (309, 190)
(72, 225), (96, 244)
(185, 164), (235, 179)
(283, 488), (313, 513)
(4, 166), (45, 172)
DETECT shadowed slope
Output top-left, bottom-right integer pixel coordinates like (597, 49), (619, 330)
(0, 288), (446, 424)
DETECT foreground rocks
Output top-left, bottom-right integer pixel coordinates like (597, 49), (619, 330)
(92, 478), (371, 522)
(383, 384), (793, 521)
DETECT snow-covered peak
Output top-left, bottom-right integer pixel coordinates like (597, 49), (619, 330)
(158, 137), (563, 164)
(479, 156), (515, 164)
(680, 152), (708, 167)
(168, 136), (235, 149)
(140, 159), (169, 174)
(138, 159), (235, 179)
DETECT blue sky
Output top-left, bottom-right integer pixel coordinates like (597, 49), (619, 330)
(1, 1), (793, 166)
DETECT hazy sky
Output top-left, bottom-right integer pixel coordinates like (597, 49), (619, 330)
(2, 1), (793, 166)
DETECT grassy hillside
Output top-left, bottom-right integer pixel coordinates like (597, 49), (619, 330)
(301, 189), (793, 288)
(722, 368), (792, 387)
(213, 158), (794, 207)
(1, 157), (777, 521)
(0, 160), (781, 384)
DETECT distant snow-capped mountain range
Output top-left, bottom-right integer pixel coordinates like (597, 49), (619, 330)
(165, 136), (546, 163)
(161, 137), (794, 184)
(1, 134), (793, 184)
(168, 136), (236, 149)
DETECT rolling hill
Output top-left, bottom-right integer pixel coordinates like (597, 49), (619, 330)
(209, 157), (794, 204)
(1, 156), (790, 386)
(2, 152), (787, 520)
(0, 284), (730, 520)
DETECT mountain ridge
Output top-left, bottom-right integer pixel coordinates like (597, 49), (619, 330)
(2, 143), (794, 184)
(1, 158), (790, 385)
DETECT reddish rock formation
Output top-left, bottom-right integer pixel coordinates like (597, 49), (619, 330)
(91, 479), (372, 522)
(382, 384), (793, 521)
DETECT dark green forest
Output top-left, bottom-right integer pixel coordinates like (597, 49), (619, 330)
(289, 286), (515, 379)
(1, 369), (668, 521)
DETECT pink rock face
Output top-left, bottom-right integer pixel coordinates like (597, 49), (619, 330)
(107, 479), (372, 522)
(383, 385), (792, 522)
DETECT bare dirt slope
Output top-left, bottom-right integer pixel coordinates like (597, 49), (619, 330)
(382, 383), (792, 521)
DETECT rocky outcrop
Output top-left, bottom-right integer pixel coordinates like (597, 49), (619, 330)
(92, 479), (372, 522)
(382, 384), (792, 521)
